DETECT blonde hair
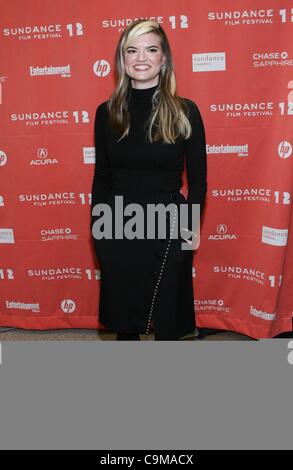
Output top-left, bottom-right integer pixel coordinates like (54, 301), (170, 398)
(107, 19), (192, 144)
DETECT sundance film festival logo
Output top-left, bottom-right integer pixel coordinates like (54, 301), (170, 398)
(19, 192), (76, 207)
(11, 110), (89, 127)
(208, 8), (275, 26)
(102, 16), (189, 32)
(212, 187), (272, 202)
(210, 101), (274, 117)
(211, 81), (293, 117)
(214, 265), (265, 285)
(2, 23), (83, 40)
(92, 196), (201, 250)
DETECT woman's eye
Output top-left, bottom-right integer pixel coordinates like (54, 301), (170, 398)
(127, 48), (158, 54)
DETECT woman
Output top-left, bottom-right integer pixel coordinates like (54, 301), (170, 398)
(91, 19), (207, 341)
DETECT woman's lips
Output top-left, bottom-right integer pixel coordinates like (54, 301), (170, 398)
(133, 65), (151, 70)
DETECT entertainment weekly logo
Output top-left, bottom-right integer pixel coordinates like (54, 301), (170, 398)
(207, 7), (292, 26)
(207, 144), (249, 158)
(29, 64), (71, 78)
(250, 306), (276, 321)
(6, 300), (40, 313)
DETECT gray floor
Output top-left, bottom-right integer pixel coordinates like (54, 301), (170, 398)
(0, 327), (253, 341)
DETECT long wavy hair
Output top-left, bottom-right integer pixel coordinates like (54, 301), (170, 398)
(107, 19), (192, 145)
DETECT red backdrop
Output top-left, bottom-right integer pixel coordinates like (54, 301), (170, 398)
(0, 0), (292, 338)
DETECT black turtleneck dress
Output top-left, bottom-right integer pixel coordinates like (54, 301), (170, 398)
(91, 83), (207, 338)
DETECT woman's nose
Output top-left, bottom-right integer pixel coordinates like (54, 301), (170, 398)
(137, 50), (147, 60)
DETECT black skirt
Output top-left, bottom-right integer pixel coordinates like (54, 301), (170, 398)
(92, 189), (196, 338)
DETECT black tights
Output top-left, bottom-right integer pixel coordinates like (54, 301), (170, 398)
(116, 332), (179, 341)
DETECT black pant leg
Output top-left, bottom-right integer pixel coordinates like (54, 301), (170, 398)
(116, 332), (140, 340)
(155, 334), (179, 341)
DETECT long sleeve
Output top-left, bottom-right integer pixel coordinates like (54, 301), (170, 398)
(91, 102), (112, 228)
(183, 99), (208, 232)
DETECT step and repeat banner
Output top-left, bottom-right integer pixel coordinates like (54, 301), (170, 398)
(0, 0), (292, 338)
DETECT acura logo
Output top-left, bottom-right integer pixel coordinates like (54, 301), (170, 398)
(37, 148), (48, 159)
(217, 224), (227, 234)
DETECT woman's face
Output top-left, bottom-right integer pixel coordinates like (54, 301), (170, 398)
(124, 32), (166, 89)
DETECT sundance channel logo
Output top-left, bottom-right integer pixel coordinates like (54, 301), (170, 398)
(91, 195), (201, 251)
